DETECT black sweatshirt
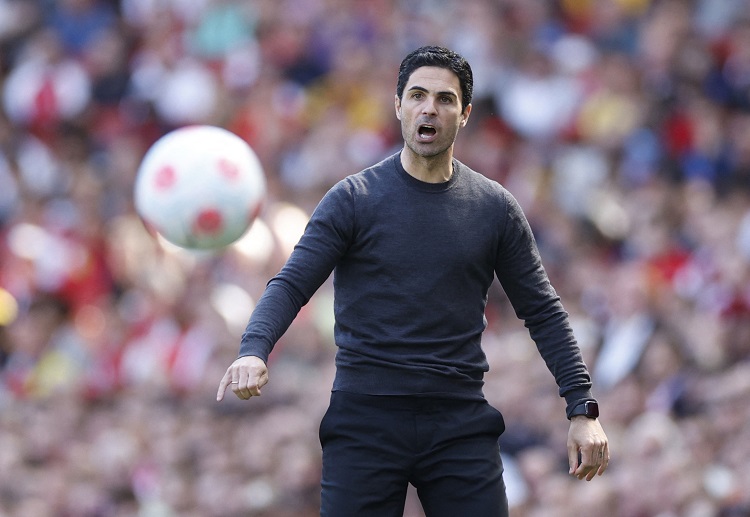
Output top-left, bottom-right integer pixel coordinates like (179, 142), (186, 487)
(239, 152), (593, 416)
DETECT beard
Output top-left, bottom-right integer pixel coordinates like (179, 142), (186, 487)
(401, 124), (458, 159)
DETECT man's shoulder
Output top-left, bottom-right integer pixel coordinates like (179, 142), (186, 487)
(359, 152), (399, 177)
(454, 159), (508, 196)
(340, 152), (399, 189)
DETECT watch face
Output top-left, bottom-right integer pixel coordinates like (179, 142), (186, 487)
(585, 401), (600, 418)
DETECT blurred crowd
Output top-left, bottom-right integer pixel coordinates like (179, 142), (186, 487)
(1, 0), (750, 515)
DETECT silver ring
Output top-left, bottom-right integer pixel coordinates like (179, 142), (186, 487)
(231, 381), (239, 384)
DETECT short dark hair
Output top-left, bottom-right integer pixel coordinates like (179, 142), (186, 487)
(396, 46), (473, 113)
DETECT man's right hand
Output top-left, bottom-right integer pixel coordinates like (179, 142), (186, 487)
(216, 355), (269, 401)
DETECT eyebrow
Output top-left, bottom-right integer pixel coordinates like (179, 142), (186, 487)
(406, 86), (459, 99)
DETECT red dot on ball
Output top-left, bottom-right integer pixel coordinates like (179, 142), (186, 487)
(194, 208), (224, 234)
(154, 165), (177, 190)
(218, 158), (240, 181)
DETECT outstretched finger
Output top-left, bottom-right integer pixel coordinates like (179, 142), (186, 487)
(216, 369), (232, 401)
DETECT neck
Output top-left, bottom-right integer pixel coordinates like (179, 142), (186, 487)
(400, 148), (454, 183)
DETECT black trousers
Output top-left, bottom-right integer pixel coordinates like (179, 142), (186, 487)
(318, 391), (509, 517)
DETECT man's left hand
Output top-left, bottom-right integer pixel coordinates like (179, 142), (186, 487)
(567, 416), (609, 481)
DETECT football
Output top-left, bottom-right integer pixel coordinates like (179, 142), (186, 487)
(134, 125), (266, 250)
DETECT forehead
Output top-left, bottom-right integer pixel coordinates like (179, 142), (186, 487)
(405, 66), (461, 95)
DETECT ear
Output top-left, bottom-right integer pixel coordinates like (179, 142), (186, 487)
(394, 94), (401, 120)
(460, 103), (472, 127)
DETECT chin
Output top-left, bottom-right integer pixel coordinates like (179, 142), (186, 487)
(408, 142), (449, 159)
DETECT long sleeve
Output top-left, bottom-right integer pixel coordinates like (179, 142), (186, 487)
(493, 189), (593, 412)
(238, 180), (355, 362)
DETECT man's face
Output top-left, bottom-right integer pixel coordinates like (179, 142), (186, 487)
(395, 66), (471, 159)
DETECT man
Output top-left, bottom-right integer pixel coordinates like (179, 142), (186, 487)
(217, 45), (609, 516)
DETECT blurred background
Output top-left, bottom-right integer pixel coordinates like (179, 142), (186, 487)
(1, 0), (750, 515)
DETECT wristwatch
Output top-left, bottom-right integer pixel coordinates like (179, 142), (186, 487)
(569, 401), (599, 419)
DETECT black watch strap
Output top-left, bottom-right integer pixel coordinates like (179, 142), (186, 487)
(569, 400), (599, 419)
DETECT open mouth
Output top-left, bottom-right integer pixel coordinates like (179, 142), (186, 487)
(417, 124), (437, 140)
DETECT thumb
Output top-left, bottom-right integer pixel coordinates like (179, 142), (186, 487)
(568, 446), (580, 474)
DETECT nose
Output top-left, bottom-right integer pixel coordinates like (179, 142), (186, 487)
(421, 96), (438, 115)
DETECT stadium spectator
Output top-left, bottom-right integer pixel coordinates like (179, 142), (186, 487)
(1, 0), (749, 515)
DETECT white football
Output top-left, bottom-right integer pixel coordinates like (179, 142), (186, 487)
(134, 125), (266, 250)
